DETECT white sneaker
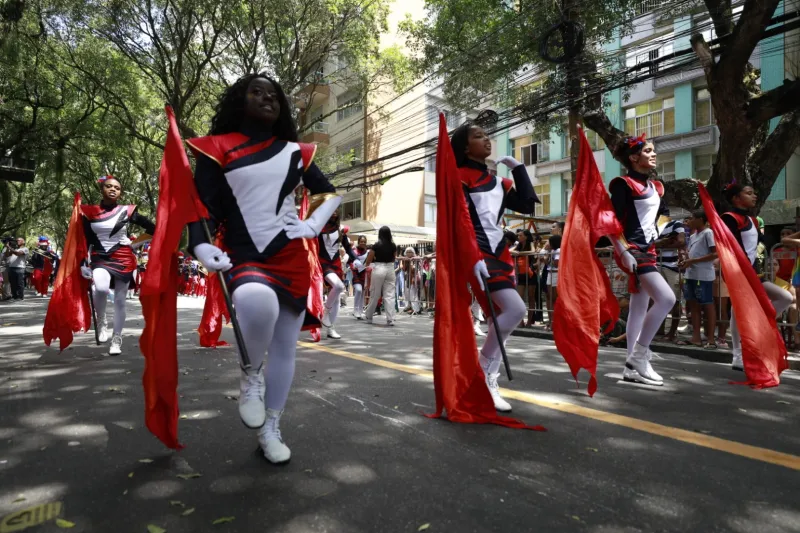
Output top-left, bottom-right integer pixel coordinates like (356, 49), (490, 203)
(485, 372), (512, 412)
(623, 344), (663, 386)
(97, 317), (109, 343)
(239, 366), (266, 428)
(321, 306), (333, 327)
(326, 327), (341, 339)
(109, 335), (122, 356)
(257, 409), (291, 464)
(732, 353), (744, 372)
(473, 321), (486, 337)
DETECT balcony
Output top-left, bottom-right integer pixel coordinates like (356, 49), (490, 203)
(300, 121), (330, 145)
(652, 66), (704, 90)
(294, 74), (331, 110)
(653, 126), (716, 154)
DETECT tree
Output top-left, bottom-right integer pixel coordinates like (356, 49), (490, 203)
(402, 0), (799, 212)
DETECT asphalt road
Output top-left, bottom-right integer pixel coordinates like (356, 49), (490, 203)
(1, 291), (799, 533)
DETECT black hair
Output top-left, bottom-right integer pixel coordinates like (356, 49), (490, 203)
(723, 182), (746, 204)
(549, 235), (562, 250)
(503, 230), (518, 246)
(691, 209), (708, 223)
(516, 229), (534, 252)
(209, 73), (298, 141)
(450, 121), (476, 168)
(556, 221), (566, 231)
(377, 226), (394, 248)
(614, 137), (648, 170)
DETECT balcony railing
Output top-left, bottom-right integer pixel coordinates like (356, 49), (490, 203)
(636, 0), (671, 15)
(310, 121), (329, 134)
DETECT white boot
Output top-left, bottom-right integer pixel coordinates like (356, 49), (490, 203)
(108, 335), (122, 356)
(473, 320), (486, 337)
(623, 343), (664, 386)
(321, 306), (333, 327)
(238, 365), (266, 428)
(485, 372), (512, 412)
(326, 327), (341, 339)
(257, 409), (291, 464)
(97, 316), (109, 343)
(732, 352), (744, 372)
(645, 348), (664, 382)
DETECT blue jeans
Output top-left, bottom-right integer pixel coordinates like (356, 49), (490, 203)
(683, 279), (713, 305)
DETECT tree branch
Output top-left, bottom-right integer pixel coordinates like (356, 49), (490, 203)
(746, 78), (800, 123)
(748, 110), (800, 190)
(717, 0), (780, 81)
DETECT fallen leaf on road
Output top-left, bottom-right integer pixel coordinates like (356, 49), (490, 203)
(304, 469), (313, 473)
(180, 415), (188, 419)
(182, 508), (195, 516)
(212, 516), (235, 525)
(571, 515), (581, 522)
(13, 495), (25, 503)
(123, 490), (128, 495)
(585, 447), (598, 453)
(418, 524), (430, 531)
(777, 400), (790, 405)
(147, 525), (166, 533)
(176, 473), (202, 480)
(192, 414), (200, 418)
(55, 518), (76, 528)
(128, 472), (134, 478)
(138, 458), (154, 463)
(169, 500), (185, 507)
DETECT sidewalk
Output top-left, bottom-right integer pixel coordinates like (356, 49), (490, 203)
(511, 325), (800, 371)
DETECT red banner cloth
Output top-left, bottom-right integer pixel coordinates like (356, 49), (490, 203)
(43, 193), (91, 351)
(198, 271), (230, 347)
(137, 106), (208, 449)
(32, 258), (52, 296)
(426, 114), (544, 431)
(698, 183), (787, 388)
(552, 129), (623, 397)
(300, 189), (323, 342)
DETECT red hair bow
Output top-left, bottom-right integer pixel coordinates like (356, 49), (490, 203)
(97, 175), (114, 184)
(626, 133), (646, 148)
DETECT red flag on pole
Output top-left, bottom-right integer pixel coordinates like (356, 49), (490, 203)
(138, 106), (208, 449)
(426, 113), (544, 430)
(698, 183), (787, 388)
(43, 193), (91, 351)
(299, 189), (324, 342)
(552, 129), (623, 396)
(198, 271), (230, 347)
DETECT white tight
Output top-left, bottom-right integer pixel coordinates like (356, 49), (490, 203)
(232, 283), (305, 411)
(92, 268), (129, 336)
(730, 281), (793, 356)
(479, 288), (526, 374)
(626, 271), (677, 356)
(324, 273), (344, 326)
(353, 283), (364, 317)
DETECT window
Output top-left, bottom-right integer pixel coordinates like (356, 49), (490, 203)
(534, 183), (550, 216)
(511, 135), (535, 166)
(656, 160), (675, 181)
(625, 34), (674, 74)
(341, 198), (362, 221)
(337, 142), (362, 169)
(425, 153), (437, 172)
(624, 98), (675, 138)
(427, 106), (459, 129)
(337, 93), (362, 121)
(695, 154), (716, 182)
(586, 129), (606, 151)
(424, 199), (437, 226)
(695, 88), (713, 128)
(537, 141), (550, 163)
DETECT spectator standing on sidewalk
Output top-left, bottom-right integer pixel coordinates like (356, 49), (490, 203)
(4, 238), (29, 300)
(679, 210), (717, 349)
(656, 219), (687, 343)
(364, 226), (397, 325)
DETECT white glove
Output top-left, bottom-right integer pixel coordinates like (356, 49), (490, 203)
(495, 155), (523, 169)
(80, 266), (93, 280)
(353, 259), (364, 271)
(473, 260), (489, 291)
(283, 212), (317, 240)
(193, 243), (232, 272)
(119, 235), (132, 246)
(619, 250), (637, 273)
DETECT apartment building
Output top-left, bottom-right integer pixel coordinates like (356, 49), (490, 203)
(493, 1), (799, 226)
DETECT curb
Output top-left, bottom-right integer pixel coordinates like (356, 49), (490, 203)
(510, 327), (800, 371)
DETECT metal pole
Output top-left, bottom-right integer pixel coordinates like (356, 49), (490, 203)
(198, 220), (251, 370)
(87, 246), (100, 345)
(481, 274), (513, 381)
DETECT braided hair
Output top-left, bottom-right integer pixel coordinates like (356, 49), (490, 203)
(209, 73), (298, 141)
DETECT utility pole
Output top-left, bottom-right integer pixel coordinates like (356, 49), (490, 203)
(563, 0), (582, 185)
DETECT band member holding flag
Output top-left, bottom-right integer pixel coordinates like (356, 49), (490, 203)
(608, 135), (673, 386)
(78, 176), (155, 355)
(186, 73), (341, 464)
(31, 236), (57, 297)
(350, 235), (369, 320)
(317, 212), (355, 339)
(447, 120), (538, 412)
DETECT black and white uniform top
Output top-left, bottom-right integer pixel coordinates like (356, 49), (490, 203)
(658, 220), (687, 272)
(722, 208), (761, 267)
(81, 203), (155, 284)
(609, 171), (669, 253)
(186, 124), (336, 312)
(317, 217), (355, 281)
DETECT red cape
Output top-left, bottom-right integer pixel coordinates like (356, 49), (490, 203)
(43, 193), (92, 351)
(552, 129), (623, 396)
(300, 189), (324, 342)
(426, 113), (544, 431)
(698, 184), (787, 388)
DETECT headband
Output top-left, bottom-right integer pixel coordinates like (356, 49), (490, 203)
(625, 132), (647, 149)
(723, 179), (737, 191)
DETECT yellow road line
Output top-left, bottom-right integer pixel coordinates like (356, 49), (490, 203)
(298, 341), (800, 471)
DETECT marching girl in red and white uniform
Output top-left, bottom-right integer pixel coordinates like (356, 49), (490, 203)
(317, 212), (355, 339)
(350, 235), (369, 319)
(609, 135), (673, 386)
(79, 175), (156, 355)
(187, 74), (341, 464)
(449, 122), (539, 412)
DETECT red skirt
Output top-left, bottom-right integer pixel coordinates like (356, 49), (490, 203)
(319, 255), (343, 282)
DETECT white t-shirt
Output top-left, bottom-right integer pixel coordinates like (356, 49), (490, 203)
(686, 228), (716, 282)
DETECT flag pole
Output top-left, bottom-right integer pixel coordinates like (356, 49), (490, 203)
(198, 221), (251, 370)
(481, 274), (513, 381)
(87, 246), (100, 345)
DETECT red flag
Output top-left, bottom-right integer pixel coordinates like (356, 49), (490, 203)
(698, 184), (788, 388)
(43, 193), (91, 351)
(137, 106), (208, 449)
(198, 272), (230, 347)
(552, 129), (623, 396)
(426, 114), (544, 430)
(32, 258), (52, 296)
(299, 189), (324, 341)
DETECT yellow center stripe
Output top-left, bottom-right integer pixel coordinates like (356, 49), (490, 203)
(297, 341), (800, 471)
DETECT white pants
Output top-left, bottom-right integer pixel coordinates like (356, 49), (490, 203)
(365, 263), (396, 322)
(730, 281), (793, 356)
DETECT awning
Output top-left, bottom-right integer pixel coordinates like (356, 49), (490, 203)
(344, 220), (436, 245)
